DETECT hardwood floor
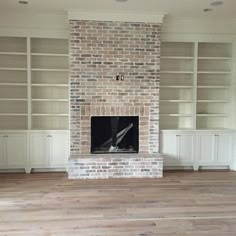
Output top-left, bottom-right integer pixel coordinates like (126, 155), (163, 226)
(1, 171), (236, 235)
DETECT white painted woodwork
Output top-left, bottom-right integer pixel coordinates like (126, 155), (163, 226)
(198, 134), (214, 163)
(29, 132), (69, 170)
(68, 10), (165, 23)
(0, 133), (26, 169)
(197, 132), (232, 167)
(160, 132), (195, 167)
(6, 134), (26, 167)
(160, 133), (177, 165)
(217, 134), (231, 163)
(50, 133), (69, 167)
(0, 36), (69, 130)
(177, 134), (195, 164)
(0, 135), (6, 168)
(30, 134), (50, 167)
(161, 131), (233, 170)
(160, 41), (233, 130)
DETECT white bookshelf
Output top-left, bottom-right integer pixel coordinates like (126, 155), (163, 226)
(30, 38), (69, 130)
(0, 37), (27, 129)
(196, 42), (232, 129)
(160, 42), (195, 129)
(160, 41), (233, 130)
(0, 36), (69, 130)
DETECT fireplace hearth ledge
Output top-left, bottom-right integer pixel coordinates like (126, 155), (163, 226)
(68, 154), (163, 179)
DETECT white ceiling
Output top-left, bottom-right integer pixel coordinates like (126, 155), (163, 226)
(0, 0), (236, 19)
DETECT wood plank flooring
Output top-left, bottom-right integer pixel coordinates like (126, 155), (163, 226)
(0, 171), (236, 235)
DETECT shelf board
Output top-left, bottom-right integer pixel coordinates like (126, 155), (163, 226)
(197, 100), (229, 103)
(0, 83), (27, 86)
(197, 114), (228, 117)
(198, 57), (231, 60)
(197, 86), (230, 89)
(0, 67), (27, 71)
(161, 86), (193, 88)
(160, 128), (195, 131)
(0, 113), (27, 116)
(31, 68), (69, 72)
(198, 71), (231, 74)
(31, 53), (69, 57)
(160, 71), (194, 74)
(196, 128), (232, 131)
(31, 128), (69, 131)
(0, 52), (27, 56)
(0, 98), (27, 101)
(160, 100), (193, 103)
(160, 114), (192, 117)
(32, 113), (68, 117)
(32, 99), (69, 102)
(31, 83), (68, 87)
(161, 56), (194, 59)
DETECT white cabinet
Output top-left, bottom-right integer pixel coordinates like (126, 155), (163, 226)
(0, 135), (6, 168)
(7, 135), (26, 167)
(160, 130), (233, 170)
(29, 132), (69, 171)
(0, 133), (27, 170)
(197, 132), (232, 168)
(50, 133), (68, 166)
(30, 134), (50, 167)
(160, 131), (195, 168)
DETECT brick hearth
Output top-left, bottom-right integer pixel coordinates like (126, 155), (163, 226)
(69, 154), (163, 179)
(68, 20), (163, 179)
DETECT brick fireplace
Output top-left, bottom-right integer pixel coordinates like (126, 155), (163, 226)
(68, 19), (163, 179)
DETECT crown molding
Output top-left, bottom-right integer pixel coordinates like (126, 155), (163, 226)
(67, 10), (166, 23)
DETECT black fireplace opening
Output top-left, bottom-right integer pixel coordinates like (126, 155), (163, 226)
(91, 116), (139, 154)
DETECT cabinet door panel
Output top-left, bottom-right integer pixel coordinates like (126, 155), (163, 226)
(198, 134), (214, 162)
(160, 134), (178, 165)
(7, 135), (26, 167)
(30, 134), (49, 167)
(216, 135), (231, 163)
(178, 135), (194, 164)
(0, 136), (6, 168)
(50, 134), (68, 167)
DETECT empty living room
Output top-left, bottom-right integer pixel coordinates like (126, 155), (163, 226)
(0, 0), (236, 235)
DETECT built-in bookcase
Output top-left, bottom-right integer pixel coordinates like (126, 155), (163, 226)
(31, 38), (69, 130)
(196, 42), (232, 129)
(160, 42), (195, 129)
(160, 41), (233, 130)
(0, 37), (28, 129)
(0, 36), (69, 130)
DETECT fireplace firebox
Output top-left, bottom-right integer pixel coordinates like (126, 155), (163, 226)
(91, 116), (139, 154)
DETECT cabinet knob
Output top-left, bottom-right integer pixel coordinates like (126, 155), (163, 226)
(47, 135), (52, 138)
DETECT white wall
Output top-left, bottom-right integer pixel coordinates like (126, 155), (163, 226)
(0, 11), (69, 38)
(162, 17), (236, 42)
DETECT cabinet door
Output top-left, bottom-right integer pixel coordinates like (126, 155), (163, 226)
(160, 134), (178, 165)
(7, 134), (26, 167)
(0, 135), (6, 168)
(50, 133), (69, 167)
(30, 134), (49, 167)
(177, 134), (195, 165)
(198, 134), (215, 164)
(215, 134), (231, 164)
